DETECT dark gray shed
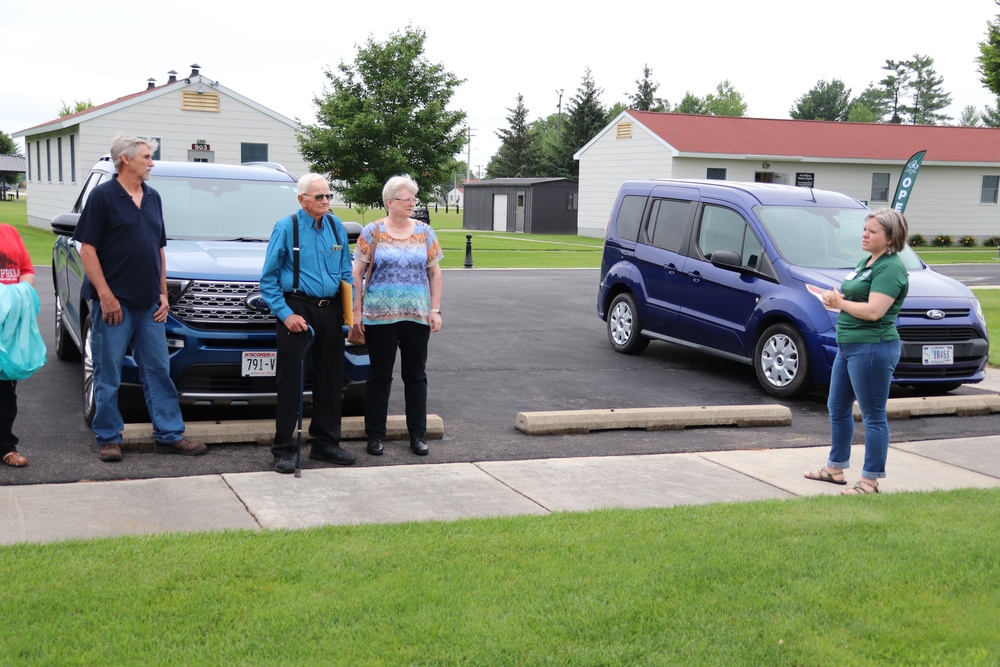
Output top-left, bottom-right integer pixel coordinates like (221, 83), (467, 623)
(462, 177), (578, 234)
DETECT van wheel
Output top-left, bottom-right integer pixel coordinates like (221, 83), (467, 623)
(54, 298), (81, 361)
(754, 323), (812, 398)
(82, 314), (97, 425)
(607, 293), (650, 355)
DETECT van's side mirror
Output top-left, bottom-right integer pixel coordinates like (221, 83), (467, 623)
(709, 249), (742, 270)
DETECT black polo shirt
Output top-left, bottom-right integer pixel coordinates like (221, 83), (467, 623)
(74, 175), (167, 309)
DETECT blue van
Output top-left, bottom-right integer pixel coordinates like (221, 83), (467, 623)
(597, 180), (989, 398)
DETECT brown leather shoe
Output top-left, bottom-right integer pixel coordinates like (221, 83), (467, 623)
(2, 451), (28, 467)
(154, 439), (207, 456)
(99, 444), (123, 462)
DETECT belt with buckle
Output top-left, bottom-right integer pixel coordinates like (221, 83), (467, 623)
(285, 292), (337, 307)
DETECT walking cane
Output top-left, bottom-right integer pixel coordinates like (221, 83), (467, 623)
(295, 325), (316, 478)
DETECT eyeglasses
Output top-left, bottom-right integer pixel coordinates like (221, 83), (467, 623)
(309, 193), (335, 201)
(393, 197), (416, 204)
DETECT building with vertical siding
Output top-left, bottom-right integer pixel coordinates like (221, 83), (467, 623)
(462, 178), (578, 234)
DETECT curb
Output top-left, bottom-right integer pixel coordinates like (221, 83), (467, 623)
(515, 405), (793, 435)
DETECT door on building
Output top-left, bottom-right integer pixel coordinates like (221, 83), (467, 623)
(515, 191), (525, 232)
(754, 172), (773, 183)
(493, 194), (508, 232)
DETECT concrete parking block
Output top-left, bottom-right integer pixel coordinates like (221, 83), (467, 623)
(476, 454), (793, 512)
(699, 442), (1000, 497)
(857, 395), (1000, 421)
(515, 404), (792, 435)
(223, 462), (549, 530)
(0, 475), (259, 545)
(122, 414), (444, 448)
(892, 436), (1000, 478)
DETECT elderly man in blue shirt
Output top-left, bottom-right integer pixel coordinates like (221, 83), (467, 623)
(260, 174), (355, 473)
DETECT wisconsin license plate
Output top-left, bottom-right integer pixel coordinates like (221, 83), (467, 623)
(242, 351), (277, 376)
(922, 345), (954, 365)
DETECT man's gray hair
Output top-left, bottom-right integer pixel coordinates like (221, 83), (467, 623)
(297, 173), (329, 196)
(109, 135), (158, 170)
(382, 175), (419, 204)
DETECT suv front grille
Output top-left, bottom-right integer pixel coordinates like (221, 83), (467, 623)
(172, 281), (275, 330)
(898, 326), (982, 343)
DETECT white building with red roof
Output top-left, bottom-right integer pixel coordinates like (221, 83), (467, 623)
(575, 111), (1000, 240)
(13, 65), (308, 230)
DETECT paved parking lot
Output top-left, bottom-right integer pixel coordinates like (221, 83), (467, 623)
(4, 268), (1000, 487)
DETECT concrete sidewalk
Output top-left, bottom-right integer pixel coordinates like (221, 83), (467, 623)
(2, 435), (997, 545)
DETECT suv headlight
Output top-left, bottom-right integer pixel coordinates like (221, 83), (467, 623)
(165, 279), (192, 306)
(805, 283), (840, 313)
(973, 296), (986, 325)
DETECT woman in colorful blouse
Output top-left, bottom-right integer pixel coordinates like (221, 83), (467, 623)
(805, 208), (909, 495)
(351, 175), (443, 457)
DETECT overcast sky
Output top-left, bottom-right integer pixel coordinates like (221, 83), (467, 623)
(4, 0), (999, 176)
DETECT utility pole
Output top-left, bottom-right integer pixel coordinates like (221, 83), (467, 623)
(556, 89), (564, 137)
(465, 126), (476, 182)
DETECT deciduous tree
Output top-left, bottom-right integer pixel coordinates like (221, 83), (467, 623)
(0, 131), (21, 186)
(977, 2), (1000, 96)
(704, 80), (747, 117)
(298, 26), (467, 207)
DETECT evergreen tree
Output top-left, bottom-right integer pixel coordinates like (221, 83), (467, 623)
(789, 79), (851, 120)
(982, 100), (1000, 127)
(902, 54), (952, 125)
(487, 94), (539, 178)
(629, 64), (667, 111)
(880, 60), (910, 124)
(557, 68), (608, 178)
(958, 105), (982, 126)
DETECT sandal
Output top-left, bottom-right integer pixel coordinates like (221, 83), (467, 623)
(2, 451), (28, 467)
(804, 466), (846, 485)
(841, 479), (879, 495)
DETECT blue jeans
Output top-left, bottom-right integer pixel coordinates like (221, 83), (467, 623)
(826, 339), (901, 479)
(91, 302), (185, 445)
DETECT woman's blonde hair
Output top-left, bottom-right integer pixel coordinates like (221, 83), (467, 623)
(382, 175), (419, 204)
(867, 207), (909, 254)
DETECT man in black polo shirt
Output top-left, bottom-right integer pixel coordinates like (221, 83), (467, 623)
(74, 135), (206, 462)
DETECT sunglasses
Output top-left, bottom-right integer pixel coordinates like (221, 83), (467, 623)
(309, 193), (335, 201)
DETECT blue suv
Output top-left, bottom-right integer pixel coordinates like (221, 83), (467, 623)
(598, 180), (989, 398)
(51, 158), (368, 422)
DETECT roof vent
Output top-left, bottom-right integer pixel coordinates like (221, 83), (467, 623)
(146, 78), (156, 90)
(189, 64), (201, 78)
(167, 70), (178, 84)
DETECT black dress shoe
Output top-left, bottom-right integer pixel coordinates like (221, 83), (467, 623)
(274, 455), (295, 474)
(309, 445), (356, 465)
(366, 438), (384, 456)
(410, 437), (429, 456)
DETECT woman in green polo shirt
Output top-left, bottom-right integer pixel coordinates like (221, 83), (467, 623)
(805, 208), (909, 495)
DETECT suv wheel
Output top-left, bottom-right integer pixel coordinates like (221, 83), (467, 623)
(754, 323), (812, 398)
(81, 314), (97, 425)
(54, 297), (81, 361)
(607, 293), (650, 355)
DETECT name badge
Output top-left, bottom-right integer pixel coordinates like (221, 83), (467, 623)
(844, 271), (857, 280)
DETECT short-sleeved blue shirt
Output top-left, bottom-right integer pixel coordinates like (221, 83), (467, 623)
(73, 175), (167, 309)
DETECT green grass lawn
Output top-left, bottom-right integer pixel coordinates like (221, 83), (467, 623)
(1, 489), (997, 665)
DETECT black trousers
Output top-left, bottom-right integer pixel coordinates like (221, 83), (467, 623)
(272, 297), (345, 457)
(364, 321), (430, 442)
(0, 379), (18, 456)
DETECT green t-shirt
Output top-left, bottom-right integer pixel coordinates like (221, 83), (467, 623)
(836, 252), (909, 343)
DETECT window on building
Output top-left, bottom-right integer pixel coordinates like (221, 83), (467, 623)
(151, 137), (161, 161)
(26, 143), (31, 182)
(70, 135), (76, 182)
(241, 143), (268, 163)
(706, 167), (727, 180)
(981, 175), (1000, 204)
(871, 173), (890, 202)
(35, 142), (41, 181)
(46, 139), (51, 182)
(568, 193), (577, 210)
(57, 137), (63, 182)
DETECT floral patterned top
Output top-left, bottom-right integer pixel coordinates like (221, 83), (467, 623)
(353, 219), (443, 326)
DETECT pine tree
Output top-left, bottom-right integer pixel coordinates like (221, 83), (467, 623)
(487, 94), (539, 178)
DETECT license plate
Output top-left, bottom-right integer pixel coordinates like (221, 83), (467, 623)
(922, 345), (954, 365)
(242, 351), (277, 376)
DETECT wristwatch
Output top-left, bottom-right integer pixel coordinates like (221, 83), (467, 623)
(431, 308), (441, 314)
